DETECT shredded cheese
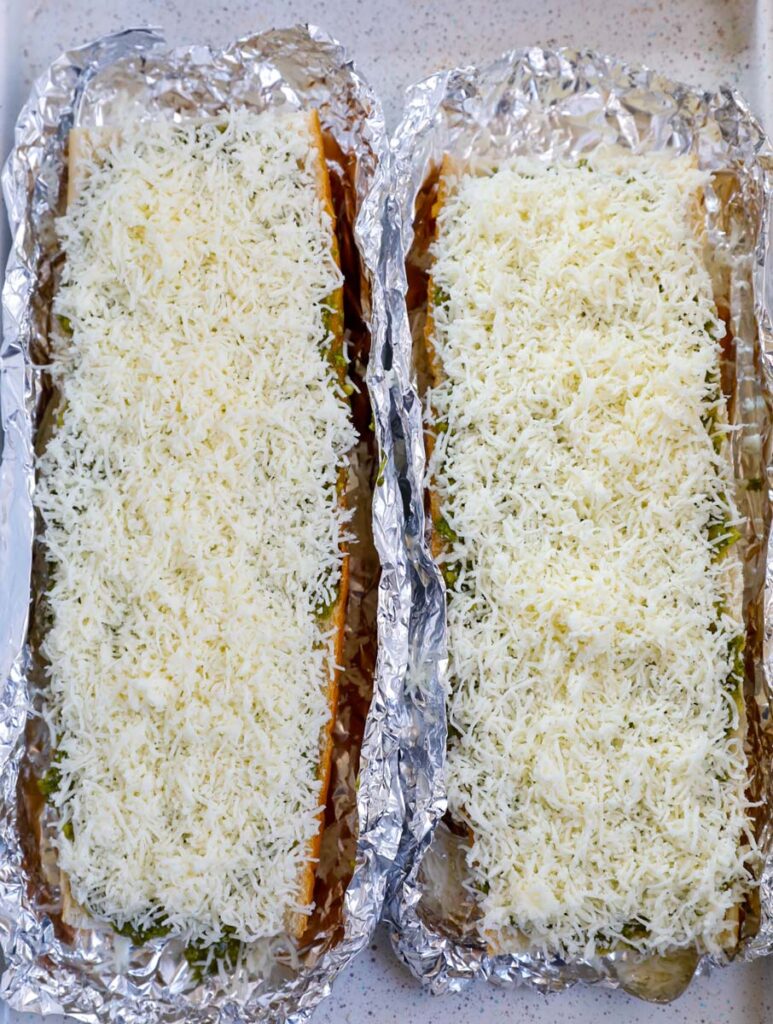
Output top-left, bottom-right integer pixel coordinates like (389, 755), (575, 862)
(35, 109), (356, 944)
(430, 151), (752, 959)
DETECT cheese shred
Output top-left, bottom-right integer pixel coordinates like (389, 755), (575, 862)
(36, 109), (356, 944)
(430, 152), (753, 959)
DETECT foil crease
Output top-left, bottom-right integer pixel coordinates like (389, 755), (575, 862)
(0, 25), (398, 1024)
(384, 47), (773, 1001)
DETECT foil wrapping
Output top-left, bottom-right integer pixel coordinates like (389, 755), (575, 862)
(384, 47), (773, 1002)
(0, 25), (400, 1024)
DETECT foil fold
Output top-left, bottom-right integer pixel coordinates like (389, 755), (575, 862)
(0, 25), (400, 1024)
(383, 47), (773, 1001)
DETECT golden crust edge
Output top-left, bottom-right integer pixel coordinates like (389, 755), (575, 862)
(285, 107), (350, 942)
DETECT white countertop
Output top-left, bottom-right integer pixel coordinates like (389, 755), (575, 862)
(2, 0), (772, 1021)
(3, 0), (772, 130)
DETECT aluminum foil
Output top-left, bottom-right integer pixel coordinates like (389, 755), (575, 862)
(383, 47), (773, 1002)
(0, 24), (401, 1024)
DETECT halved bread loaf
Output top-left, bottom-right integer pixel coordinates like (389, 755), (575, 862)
(422, 152), (750, 962)
(39, 108), (352, 945)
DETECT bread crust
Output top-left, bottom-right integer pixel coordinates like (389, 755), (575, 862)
(286, 108), (350, 940)
(423, 156), (455, 565)
(55, 112), (350, 942)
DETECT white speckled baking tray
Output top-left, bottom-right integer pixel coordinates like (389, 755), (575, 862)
(1, 0), (772, 1021)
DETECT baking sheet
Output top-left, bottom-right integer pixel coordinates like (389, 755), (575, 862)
(0, 24), (400, 1024)
(384, 42), (773, 1005)
(2, 1), (773, 1022)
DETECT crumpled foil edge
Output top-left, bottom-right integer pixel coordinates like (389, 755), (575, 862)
(382, 46), (773, 1001)
(0, 24), (402, 1024)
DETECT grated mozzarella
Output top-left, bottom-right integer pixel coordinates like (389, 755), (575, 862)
(35, 109), (356, 944)
(430, 151), (753, 959)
